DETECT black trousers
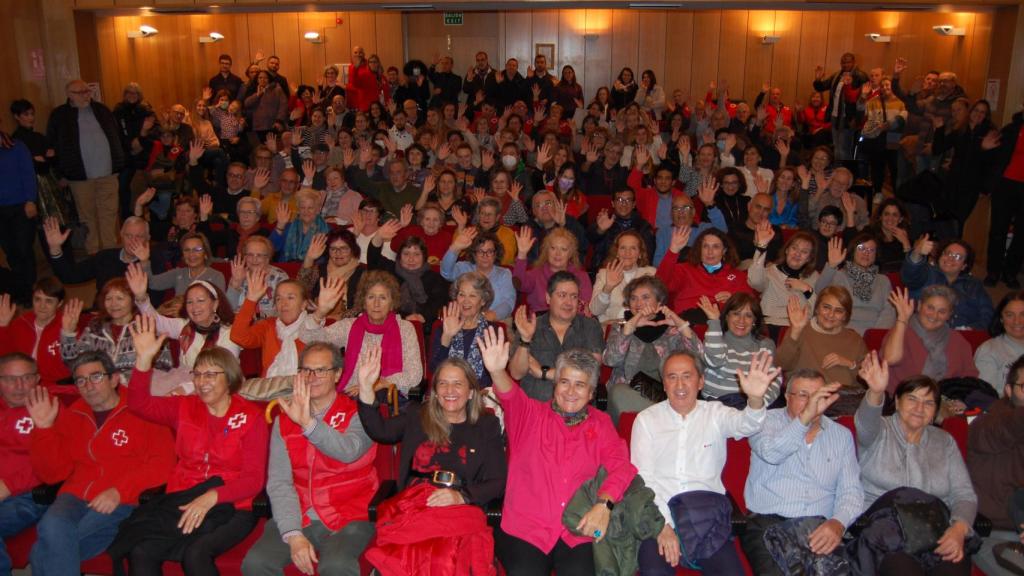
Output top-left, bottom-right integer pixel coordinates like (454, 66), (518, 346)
(739, 513), (787, 576)
(495, 528), (594, 576)
(878, 550), (971, 576)
(127, 509), (257, 576)
(987, 177), (1024, 280)
(0, 203), (37, 306)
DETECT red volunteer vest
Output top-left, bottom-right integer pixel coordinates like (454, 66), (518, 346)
(280, 393), (378, 531)
(167, 395), (263, 509)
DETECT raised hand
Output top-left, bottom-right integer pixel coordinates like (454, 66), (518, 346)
(827, 236), (847, 268)
(476, 325), (510, 373)
(509, 179), (524, 202)
(356, 344), (383, 403)
(515, 226), (536, 259)
(858, 350), (889, 396)
(229, 254), (246, 289)
(787, 295), (809, 330)
(981, 130), (1002, 151)
(253, 167), (271, 191)
(584, 141), (600, 164)
(349, 208), (365, 235)
(265, 132), (278, 153)
(422, 173), (437, 196)
(697, 295), (720, 320)
(840, 191), (857, 217)
(278, 375), (312, 429)
(125, 235), (150, 263)
(129, 314), (168, 370)
(514, 305), (537, 343)
(669, 225), (692, 254)
(305, 233), (328, 263)
(536, 142), (552, 167)
(894, 56), (908, 75)
(246, 268), (268, 303)
(887, 287), (915, 323)
(316, 276), (346, 318)
(450, 226), (478, 253)
(815, 65), (825, 80)
(604, 259), (625, 290)
(302, 159), (315, 183)
(678, 134), (691, 159)
(913, 233), (935, 259)
(43, 217), (71, 252)
(451, 206), (468, 230)
(595, 209), (614, 233)
(736, 350), (780, 405)
(481, 149), (495, 171)
(189, 138), (205, 165)
(0, 294), (15, 327)
(275, 201), (292, 228)
(399, 204), (414, 228)
(126, 262), (149, 299)
(374, 219), (402, 243)
(440, 302), (463, 342)
(775, 139), (790, 160)
(754, 221), (775, 248)
(633, 145), (650, 169)
(61, 298), (83, 335)
(199, 194), (214, 221)
(25, 387), (59, 429)
(552, 197), (567, 226)
(799, 382), (842, 426)
(698, 175), (719, 207)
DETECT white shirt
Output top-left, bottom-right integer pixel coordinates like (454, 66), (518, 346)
(388, 126), (414, 151)
(630, 399), (766, 527)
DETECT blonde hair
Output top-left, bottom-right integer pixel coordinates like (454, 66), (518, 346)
(534, 227), (580, 269)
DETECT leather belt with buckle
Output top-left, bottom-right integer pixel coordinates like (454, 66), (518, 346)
(410, 469), (463, 488)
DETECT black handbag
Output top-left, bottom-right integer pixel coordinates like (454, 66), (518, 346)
(629, 370), (666, 403)
(893, 500), (949, 556)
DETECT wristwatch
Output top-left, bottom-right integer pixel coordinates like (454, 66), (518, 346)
(598, 498), (615, 511)
(541, 365), (550, 380)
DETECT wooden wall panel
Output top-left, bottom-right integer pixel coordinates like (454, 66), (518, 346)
(559, 9), (587, 90)
(637, 12), (667, 87)
(323, 12), (351, 67)
(610, 9), (639, 83)
(297, 12), (334, 84)
(743, 11), (774, 101)
(584, 10), (613, 94)
(246, 13), (276, 66)
(271, 13), (301, 91)
(403, 12), (498, 77)
(663, 11), (693, 101)
(373, 12), (404, 72)
(532, 10), (559, 68)
(504, 12), (532, 64)
(689, 11), (721, 101)
(347, 11), (377, 57)
(796, 11), (829, 102)
(718, 10), (749, 100)
(771, 11), (802, 104)
(824, 12), (856, 73)
(851, 12), (896, 74)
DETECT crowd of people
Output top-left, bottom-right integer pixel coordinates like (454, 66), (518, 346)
(2, 40), (1024, 576)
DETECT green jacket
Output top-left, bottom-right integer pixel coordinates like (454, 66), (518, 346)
(562, 466), (665, 576)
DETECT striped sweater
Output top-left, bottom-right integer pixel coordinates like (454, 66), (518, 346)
(690, 319), (782, 404)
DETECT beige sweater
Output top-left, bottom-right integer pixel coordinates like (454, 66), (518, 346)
(775, 322), (868, 390)
(746, 250), (818, 326)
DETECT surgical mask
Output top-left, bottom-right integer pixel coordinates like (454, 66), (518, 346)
(218, 102), (229, 110)
(716, 140), (727, 152)
(375, 139), (386, 148)
(501, 155), (518, 170)
(703, 262), (723, 273)
(558, 177), (575, 192)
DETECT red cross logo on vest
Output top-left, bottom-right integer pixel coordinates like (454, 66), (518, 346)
(15, 417), (33, 434)
(329, 412), (346, 428)
(47, 341), (61, 357)
(228, 413), (247, 430)
(112, 429), (129, 446)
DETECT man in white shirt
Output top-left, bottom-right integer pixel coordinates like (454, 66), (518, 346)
(630, 349), (774, 574)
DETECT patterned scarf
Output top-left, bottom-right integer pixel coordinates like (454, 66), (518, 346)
(550, 400), (590, 427)
(283, 217), (330, 262)
(909, 315), (950, 380)
(449, 316), (488, 380)
(845, 262), (879, 303)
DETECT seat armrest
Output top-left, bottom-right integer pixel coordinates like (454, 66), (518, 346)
(32, 483), (62, 505)
(368, 480), (398, 522)
(485, 497), (504, 528)
(727, 493), (747, 535)
(252, 491), (272, 518)
(973, 512), (993, 538)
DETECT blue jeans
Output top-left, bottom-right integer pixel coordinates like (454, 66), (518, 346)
(0, 492), (48, 576)
(29, 493), (132, 576)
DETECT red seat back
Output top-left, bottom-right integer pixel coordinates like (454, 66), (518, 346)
(723, 438), (751, 513)
(618, 411), (639, 448)
(863, 328), (887, 352)
(941, 415), (969, 460)
(957, 330), (991, 354)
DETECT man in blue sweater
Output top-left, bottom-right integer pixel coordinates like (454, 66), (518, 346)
(0, 121), (38, 306)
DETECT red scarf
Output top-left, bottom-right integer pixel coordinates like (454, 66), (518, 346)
(339, 312), (404, 391)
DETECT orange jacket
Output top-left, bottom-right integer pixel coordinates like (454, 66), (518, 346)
(229, 298), (306, 377)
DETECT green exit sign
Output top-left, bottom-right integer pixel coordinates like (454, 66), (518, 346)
(443, 12), (463, 26)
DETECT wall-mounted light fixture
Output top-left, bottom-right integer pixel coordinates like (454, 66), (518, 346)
(761, 35), (781, 45)
(127, 25), (159, 39)
(865, 33), (892, 43)
(304, 31), (323, 43)
(932, 25), (965, 36)
(199, 32), (224, 44)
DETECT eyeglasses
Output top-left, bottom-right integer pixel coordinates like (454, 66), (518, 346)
(785, 390), (813, 401)
(942, 251), (966, 261)
(74, 372), (108, 386)
(475, 248), (496, 256)
(329, 245), (352, 254)
(245, 252), (271, 260)
(298, 367), (336, 379)
(819, 219), (839, 228)
(672, 205), (694, 213)
(238, 209), (258, 216)
(182, 246), (205, 254)
(536, 201), (553, 209)
(855, 244), (876, 254)
(191, 370), (225, 382)
(0, 373), (39, 385)
(614, 197), (634, 205)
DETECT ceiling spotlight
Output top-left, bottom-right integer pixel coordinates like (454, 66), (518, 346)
(127, 25), (158, 38)
(932, 25), (965, 36)
(199, 32), (224, 43)
(304, 31), (323, 43)
(761, 35), (781, 45)
(866, 33), (891, 43)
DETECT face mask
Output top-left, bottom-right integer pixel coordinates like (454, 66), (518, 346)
(218, 102), (229, 110)
(716, 140), (727, 152)
(558, 177), (575, 192)
(375, 139), (386, 148)
(501, 155), (518, 170)
(703, 262), (724, 273)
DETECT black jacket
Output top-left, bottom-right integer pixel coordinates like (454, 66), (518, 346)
(427, 67), (463, 107)
(366, 242), (449, 324)
(208, 72), (243, 103)
(993, 111), (1024, 176)
(113, 101), (156, 169)
(46, 101), (126, 181)
(587, 211), (656, 272)
(485, 72), (527, 111)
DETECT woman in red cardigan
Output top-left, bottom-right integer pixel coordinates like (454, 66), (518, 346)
(119, 314), (269, 575)
(656, 227), (754, 324)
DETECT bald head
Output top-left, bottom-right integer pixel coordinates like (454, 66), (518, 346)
(66, 80), (92, 109)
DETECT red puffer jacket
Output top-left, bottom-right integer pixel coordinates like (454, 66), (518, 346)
(366, 482), (496, 576)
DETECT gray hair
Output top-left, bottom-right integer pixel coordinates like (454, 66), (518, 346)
(660, 349), (703, 379)
(554, 349), (601, 391)
(621, 275), (667, 309)
(786, 368), (825, 387)
(920, 284), (958, 308)
(450, 271), (495, 310)
(236, 196), (261, 212)
(299, 341), (343, 369)
(69, 351), (117, 379)
(476, 196), (501, 214)
(121, 216), (150, 237)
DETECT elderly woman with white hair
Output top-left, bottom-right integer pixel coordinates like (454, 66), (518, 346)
(806, 167), (869, 232)
(480, 326), (637, 576)
(430, 272), (501, 388)
(269, 189), (330, 263)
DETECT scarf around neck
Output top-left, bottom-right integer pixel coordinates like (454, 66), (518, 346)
(845, 262), (879, 302)
(449, 316), (488, 380)
(550, 399), (590, 427)
(266, 311), (307, 378)
(394, 261), (431, 315)
(909, 315), (950, 380)
(339, 312), (404, 391)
